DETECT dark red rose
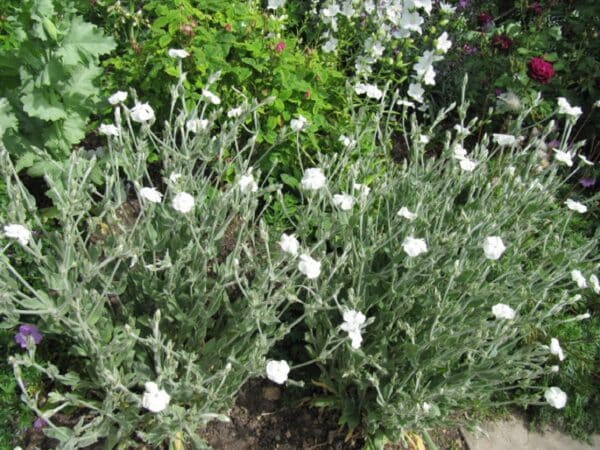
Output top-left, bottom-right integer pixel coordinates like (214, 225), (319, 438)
(478, 11), (493, 28)
(527, 57), (555, 84)
(492, 34), (513, 51)
(528, 2), (543, 15)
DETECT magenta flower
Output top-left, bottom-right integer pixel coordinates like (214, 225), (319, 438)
(14, 324), (43, 348)
(33, 417), (47, 429)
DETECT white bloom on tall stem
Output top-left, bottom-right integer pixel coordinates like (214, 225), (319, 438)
(354, 83), (383, 100)
(238, 171), (258, 193)
(435, 32), (452, 53)
(108, 91), (127, 105)
(167, 48), (189, 58)
(407, 83), (424, 103)
(322, 37), (338, 53)
(550, 338), (565, 361)
(551, 365), (560, 373)
(169, 173), (182, 184)
(565, 199), (587, 213)
(402, 237), (428, 257)
(142, 382), (171, 413)
(545, 386), (567, 409)
(397, 207), (417, 220)
(353, 183), (370, 197)
(589, 274), (600, 294)
(279, 233), (300, 256)
(452, 143), (468, 160)
(492, 303), (516, 320)
(99, 124), (119, 136)
(553, 149), (574, 167)
(186, 118), (209, 133)
(3, 224), (32, 246)
(227, 106), (244, 118)
(298, 254), (321, 279)
(493, 134), (517, 146)
(266, 360), (290, 384)
(340, 309), (367, 349)
(453, 124), (470, 136)
(333, 193), (354, 211)
(459, 158), (478, 172)
(172, 192), (195, 213)
(301, 168), (326, 190)
(339, 135), (356, 149)
(290, 115), (308, 132)
(202, 89), (221, 105)
(482, 236), (506, 260)
(570, 269), (587, 288)
(267, 0), (285, 10)
(130, 102), (155, 123)
(557, 97), (582, 120)
(139, 187), (163, 203)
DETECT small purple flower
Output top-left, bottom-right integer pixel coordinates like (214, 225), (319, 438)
(579, 177), (596, 188)
(462, 43), (477, 55)
(14, 324), (43, 349)
(33, 417), (47, 429)
(546, 140), (561, 150)
(457, 0), (470, 10)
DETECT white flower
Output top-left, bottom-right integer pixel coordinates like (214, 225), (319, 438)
(298, 254), (321, 279)
(167, 48), (189, 58)
(169, 173), (182, 184)
(186, 118), (209, 133)
(172, 192), (195, 213)
(459, 158), (478, 172)
(99, 123), (119, 136)
(353, 183), (370, 197)
(492, 303), (516, 320)
(202, 89), (221, 105)
(407, 83), (424, 103)
(142, 382), (171, 413)
(551, 365), (560, 373)
(3, 224), (32, 246)
(340, 309), (366, 349)
(267, 0), (285, 10)
(550, 338), (565, 361)
(557, 97), (582, 120)
(422, 402), (432, 413)
(333, 193), (354, 211)
(482, 236), (506, 260)
(419, 134), (430, 144)
(139, 187), (163, 203)
(338, 135), (356, 149)
(322, 37), (338, 53)
(408, 0), (433, 14)
(402, 236), (428, 257)
(301, 168), (326, 190)
(493, 134), (517, 146)
(398, 11), (424, 34)
(436, 32), (452, 53)
(397, 207), (417, 220)
(589, 274), (600, 294)
(238, 172), (258, 193)
(279, 233), (300, 256)
(413, 51), (441, 85)
(544, 387), (567, 409)
(453, 124), (470, 136)
(354, 83), (383, 100)
(565, 199), (587, 213)
(576, 312), (591, 320)
(578, 154), (594, 166)
(130, 102), (155, 123)
(571, 269), (587, 288)
(594, 100), (600, 108)
(397, 99), (415, 108)
(452, 143), (468, 160)
(266, 360), (290, 384)
(553, 149), (574, 167)
(108, 91), (128, 105)
(290, 115), (308, 132)
(439, 2), (456, 13)
(227, 106), (243, 118)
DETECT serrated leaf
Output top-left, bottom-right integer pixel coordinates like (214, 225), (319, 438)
(15, 152), (38, 172)
(56, 16), (116, 65)
(63, 65), (102, 99)
(21, 86), (67, 121)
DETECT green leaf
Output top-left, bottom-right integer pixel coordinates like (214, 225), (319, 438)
(280, 173), (299, 189)
(56, 16), (116, 66)
(21, 86), (68, 121)
(0, 98), (18, 139)
(14, 152), (38, 172)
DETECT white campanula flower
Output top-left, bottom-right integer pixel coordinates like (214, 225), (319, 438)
(338, 135), (356, 149)
(333, 193), (354, 211)
(142, 382), (171, 413)
(492, 303), (516, 320)
(298, 254), (321, 279)
(435, 32), (452, 53)
(321, 3), (340, 18)
(565, 199), (587, 213)
(459, 158), (478, 172)
(340, 309), (366, 349)
(398, 11), (424, 35)
(172, 192), (195, 213)
(402, 236), (427, 257)
(227, 106), (243, 118)
(267, 0), (285, 10)
(553, 149), (574, 167)
(3, 224), (32, 246)
(589, 274), (600, 294)
(290, 115), (308, 132)
(397, 207), (417, 220)
(139, 187), (163, 203)
(266, 360), (290, 384)
(322, 36), (338, 53)
(340, 1), (355, 17)
(99, 123), (119, 136)
(571, 269), (587, 288)
(578, 154), (594, 166)
(493, 134), (517, 146)
(413, 51), (441, 86)
(557, 97), (582, 120)
(439, 2), (456, 13)
(482, 236), (506, 260)
(130, 102), (155, 123)
(408, 0), (433, 15)
(167, 48), (189, 58)
(407, 83), (424, 103)
(238, 171), (258, 193)
(186, 118), (209, 133)
(301, 168), (326, 190)
(354, 83), (383, 100)
(544, 386), (567, 409)
(108, 91), (128, 105)
(202, 89), (221, 105)
(550, 338), (565, 361)
(279, 233), (300, 256)
(353, 183), (370, 197)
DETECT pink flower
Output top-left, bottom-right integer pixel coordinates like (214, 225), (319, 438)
(274, 41), (286, 54)
(527, 57), (555, 84)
